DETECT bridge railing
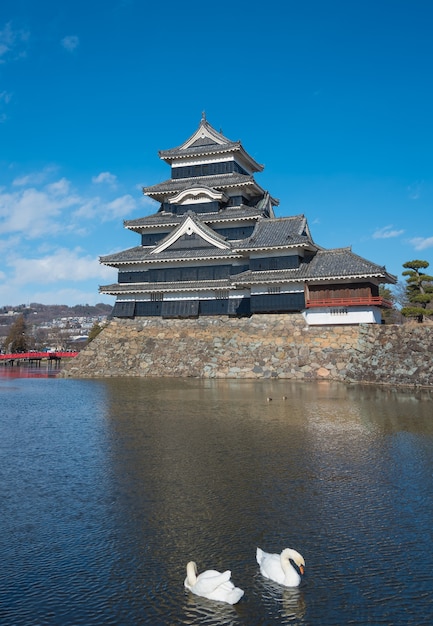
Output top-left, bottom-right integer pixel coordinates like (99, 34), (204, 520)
(0, 351), (79, 360)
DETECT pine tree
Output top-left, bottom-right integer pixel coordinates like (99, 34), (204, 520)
(401, 260), (433, 323)
(87, 322), (104, 343)
(379, 285), (400, 324)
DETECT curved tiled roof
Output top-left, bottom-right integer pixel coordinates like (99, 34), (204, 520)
(100, 278), (235, 295)
(234, 266), (310, 285)
(100, 245), (243, 266)
(304, 248), (396, 281)
(143, 172), (259, 197)
(236, 216), (317, 250)
(160, 141), (241, 159)
(232, 248), (396, 285)
(158, 118), (264, 172)
(124, 205), (267, 230)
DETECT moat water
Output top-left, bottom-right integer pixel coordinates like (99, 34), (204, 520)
(1, 368), (433, 625)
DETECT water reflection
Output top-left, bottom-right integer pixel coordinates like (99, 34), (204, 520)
(181, 593), (244, 625)
(0, 364), (59, 378)
(1, 376), (433, 624)
(257, 578), (307, 623)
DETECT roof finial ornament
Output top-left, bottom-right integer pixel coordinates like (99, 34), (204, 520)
(201, 110), (206, 122)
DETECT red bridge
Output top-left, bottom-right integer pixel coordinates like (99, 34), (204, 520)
(0, 351), (79, 361)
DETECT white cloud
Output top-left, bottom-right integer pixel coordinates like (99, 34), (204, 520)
(46, 178), (71, 196)
(0, 167), (138, 305)
(372, 225), (405, 239)
(12, 167), (58, 187)
(61, 35), (79, 52)
(92, 171), (118, 186)
(0, 175), (137, 238)
(10, 248), (114, 285)
(0, 234), (20, 256)
(410, 236), (433, 251)
(0, 22), (29, 63)
(72, 193), (136, 222)
(103, 195), (137, 220)
(0, 91), (12, 104)
(0, 184), (80, 238)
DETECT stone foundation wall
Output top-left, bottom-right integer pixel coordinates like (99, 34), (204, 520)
(61, 315), (433, 387)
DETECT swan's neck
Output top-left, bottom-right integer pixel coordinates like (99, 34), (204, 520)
(281, 556), (295, 574)
(186, 561), (198, 585)
(280, 549), (301, 580)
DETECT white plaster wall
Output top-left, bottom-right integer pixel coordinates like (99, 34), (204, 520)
(303, 307), (382, 325)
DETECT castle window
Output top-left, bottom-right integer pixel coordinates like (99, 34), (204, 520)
(215, 290), (229, 300)
(151, 292), (164, 301)
(330, 308), (348, 316)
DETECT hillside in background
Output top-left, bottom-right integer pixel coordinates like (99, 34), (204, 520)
(0, 302), (112, 326)
(0, 303), (113, 351)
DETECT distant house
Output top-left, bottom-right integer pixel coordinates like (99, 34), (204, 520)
(100, 116), (396, 325)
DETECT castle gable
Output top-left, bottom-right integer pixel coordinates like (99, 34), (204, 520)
(168, 185), (228, 206)
(158, 115), (264, 173)
(151, 214), (230, 254)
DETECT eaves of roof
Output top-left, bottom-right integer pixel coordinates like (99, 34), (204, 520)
(235, 241), (316, 253)
(143, 173), (260, 196)
(99, 279), (235, 294)
(100, 246), (245, 266)
(158, 144), (264, 174)
(159, 141), (239, 159)
(124, 206), (265, 231)
(233, 268), (310, 285)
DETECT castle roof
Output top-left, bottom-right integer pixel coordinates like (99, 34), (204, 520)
(102, 212), (319, 266)
(124, 205), (269, 231)
(234, 248), (396, 285)
(158, 116), (264, 173)
(99, 279), (235, 295)
(100, 244), (242, 266)
(143, 172), (266, 199)
(235, 215), (316, 251)
(304, 247), (396, 282)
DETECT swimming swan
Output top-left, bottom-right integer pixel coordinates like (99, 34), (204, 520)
(184, 561), (244, 604)
(256, 547), (305, 587)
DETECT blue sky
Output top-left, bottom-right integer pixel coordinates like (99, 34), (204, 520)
(1, 0), (432, 306)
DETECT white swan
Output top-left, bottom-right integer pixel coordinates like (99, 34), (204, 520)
(256, 547), (305, 587)
(184, 561), (244, 604)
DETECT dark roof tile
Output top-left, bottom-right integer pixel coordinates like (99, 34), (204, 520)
(236, 216), (315, 250)
(124, 205), (266, 229)
(143, 173), (256, 196)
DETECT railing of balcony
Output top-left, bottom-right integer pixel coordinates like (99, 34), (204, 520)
(305, 296), (393, 309)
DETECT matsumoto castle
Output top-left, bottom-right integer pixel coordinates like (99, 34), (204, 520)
(100, 116), (396, 325)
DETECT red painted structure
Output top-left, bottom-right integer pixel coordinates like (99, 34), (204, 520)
(305, 296), (393, 308)
(0, 351), (78, 361)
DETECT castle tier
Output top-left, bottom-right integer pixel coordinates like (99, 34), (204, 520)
(99, 116), (396, 325)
